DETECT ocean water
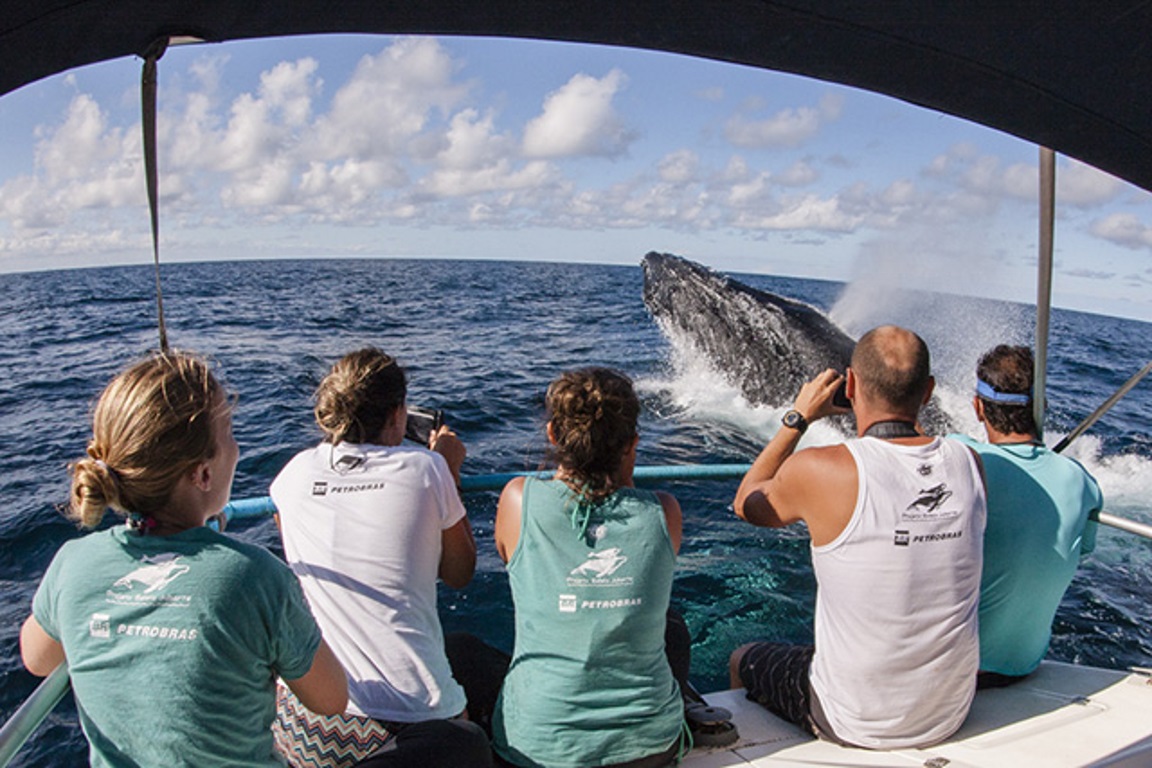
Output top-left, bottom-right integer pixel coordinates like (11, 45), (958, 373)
(1, 258), (1149, 766)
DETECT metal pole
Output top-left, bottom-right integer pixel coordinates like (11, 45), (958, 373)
(0, 665), (69, 768)
(1035, 146), (1056, 439)
(1094, 511), (1152, 540)
(1053, 360), (1152, 454)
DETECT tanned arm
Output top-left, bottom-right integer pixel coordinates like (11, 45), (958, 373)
(734, 369), (847, 529)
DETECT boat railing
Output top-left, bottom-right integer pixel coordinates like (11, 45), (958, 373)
(0, 665), (69, 767)
(224, 463), (1152, 539)
(2, 462), (1150, 767)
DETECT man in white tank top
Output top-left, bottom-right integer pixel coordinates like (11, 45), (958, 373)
(730, 325), (987, 749)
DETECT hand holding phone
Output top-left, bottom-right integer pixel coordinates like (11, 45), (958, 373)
(405, 406), (444, 445)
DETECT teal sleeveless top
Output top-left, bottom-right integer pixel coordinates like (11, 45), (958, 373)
(492, 478), (682, 767)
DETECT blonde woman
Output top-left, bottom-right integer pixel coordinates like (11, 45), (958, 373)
(20, 350), (346, 766)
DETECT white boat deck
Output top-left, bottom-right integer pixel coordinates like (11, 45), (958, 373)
(682, 661), (1152, 767)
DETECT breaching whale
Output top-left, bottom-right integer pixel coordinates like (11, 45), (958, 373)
(642, 251), (954, 434)
(642, 251), (855, 408)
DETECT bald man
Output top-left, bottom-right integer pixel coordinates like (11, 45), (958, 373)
(731, 325), (987, 749)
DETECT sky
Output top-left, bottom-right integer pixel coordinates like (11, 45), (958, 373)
(2, 34), (1152, 321)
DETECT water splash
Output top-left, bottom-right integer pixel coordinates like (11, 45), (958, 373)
(648, 299), (1152, 524)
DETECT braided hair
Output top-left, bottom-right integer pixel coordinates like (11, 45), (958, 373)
(546, 367), (639, 503)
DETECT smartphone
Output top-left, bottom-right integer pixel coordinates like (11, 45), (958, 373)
(404, 406), (444, 445)
(832, 378), (851, 408)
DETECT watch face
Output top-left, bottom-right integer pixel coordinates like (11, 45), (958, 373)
(783, 410), (804, 429)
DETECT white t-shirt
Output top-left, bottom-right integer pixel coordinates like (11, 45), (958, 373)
(271, 441), (468, 721)
(810, 437), (986, 749)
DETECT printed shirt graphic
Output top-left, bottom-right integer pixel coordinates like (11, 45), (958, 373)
(569, 547), (629, 578)
(108, 552), (190, 600)
(32, 525), (321, 767)
(493, 478), (682, 768)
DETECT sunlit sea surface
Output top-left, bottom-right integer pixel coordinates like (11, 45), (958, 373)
(1, 258), (1149, 766)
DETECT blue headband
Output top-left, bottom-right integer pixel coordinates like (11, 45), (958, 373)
(976, 379), (1031, 406)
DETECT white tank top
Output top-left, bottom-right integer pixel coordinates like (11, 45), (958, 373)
(809, 437), (986, 748)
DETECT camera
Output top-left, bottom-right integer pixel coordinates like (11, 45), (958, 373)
(832, 378), (851, 408)
(404, 405), (444, 445)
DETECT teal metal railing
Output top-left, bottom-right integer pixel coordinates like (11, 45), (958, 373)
(0, 665), (70, 767)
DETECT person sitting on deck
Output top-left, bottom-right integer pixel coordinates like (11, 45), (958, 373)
(730, 325), (987, 749)
(20, 350), (347, 767)
(270, 347), (492, 768)
(492, 367), (687, 768)
(949, 344), (1101, 688)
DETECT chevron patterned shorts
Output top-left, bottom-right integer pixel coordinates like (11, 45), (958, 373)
(273, 683), (395, 768)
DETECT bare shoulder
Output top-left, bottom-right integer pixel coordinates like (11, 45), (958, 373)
(783, 443), (853, 479)
(498, 475), (527, 503)
(784, 443), (857, 546)
(654, 490), (683, 553)
(495, 476), (527, 564)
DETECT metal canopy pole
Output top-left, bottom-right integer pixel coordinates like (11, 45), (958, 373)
(1035, 147), (1056, 439)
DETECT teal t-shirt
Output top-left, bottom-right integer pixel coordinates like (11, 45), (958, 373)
(32, 525), (322, 767)
(493, 478), (682, 768)
(949, 435), (1101, 676)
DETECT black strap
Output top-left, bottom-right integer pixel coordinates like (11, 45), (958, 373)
(862, 420), (919, 439)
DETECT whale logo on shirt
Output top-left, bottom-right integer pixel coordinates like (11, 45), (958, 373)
(570, 548), (629, 578)
(113, 553), (190, 594)
(906, 483), (953, 514)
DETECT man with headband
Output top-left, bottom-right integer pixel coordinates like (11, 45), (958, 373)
(950, 345), (1102, 688)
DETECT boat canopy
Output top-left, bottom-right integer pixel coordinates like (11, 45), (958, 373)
(3, 1), (1152, 194)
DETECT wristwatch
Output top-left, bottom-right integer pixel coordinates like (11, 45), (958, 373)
(781, 409), (808, 434)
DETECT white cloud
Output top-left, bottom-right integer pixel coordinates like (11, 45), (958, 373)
(0, 94), (144, 235)
(657, 150), (699, 184)
(1066, 268), (1116, 280)
(522, 69), (632, 158)
(776, 160), (818, 187)
(880, 179), (916, 207)
(927, 147), (1123, 212)
(309, 38), (468, 162)
(436, 109), (511, 171)
(1058, 161), (1122, 207)
(1091, 213), (1152, 249)
(259, 58), (321, 126)
(423, 160), (558, 198)
(0, 227), (137, 256)
(723, 93), (843, 149)
(735, 194), (862, 232)
(1000, 163), (1036, 199)
(726, 172), (772, 207)
(220, 157), (296, 209)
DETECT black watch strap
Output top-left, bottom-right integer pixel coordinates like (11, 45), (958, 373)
(782, 409), (808, 434)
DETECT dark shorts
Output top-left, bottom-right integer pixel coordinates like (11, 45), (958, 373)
(977, 670), (1030, 689)
(354, 719), (492, 768)
(492, 739), (680, 768)
(736, 642), (843, 744)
